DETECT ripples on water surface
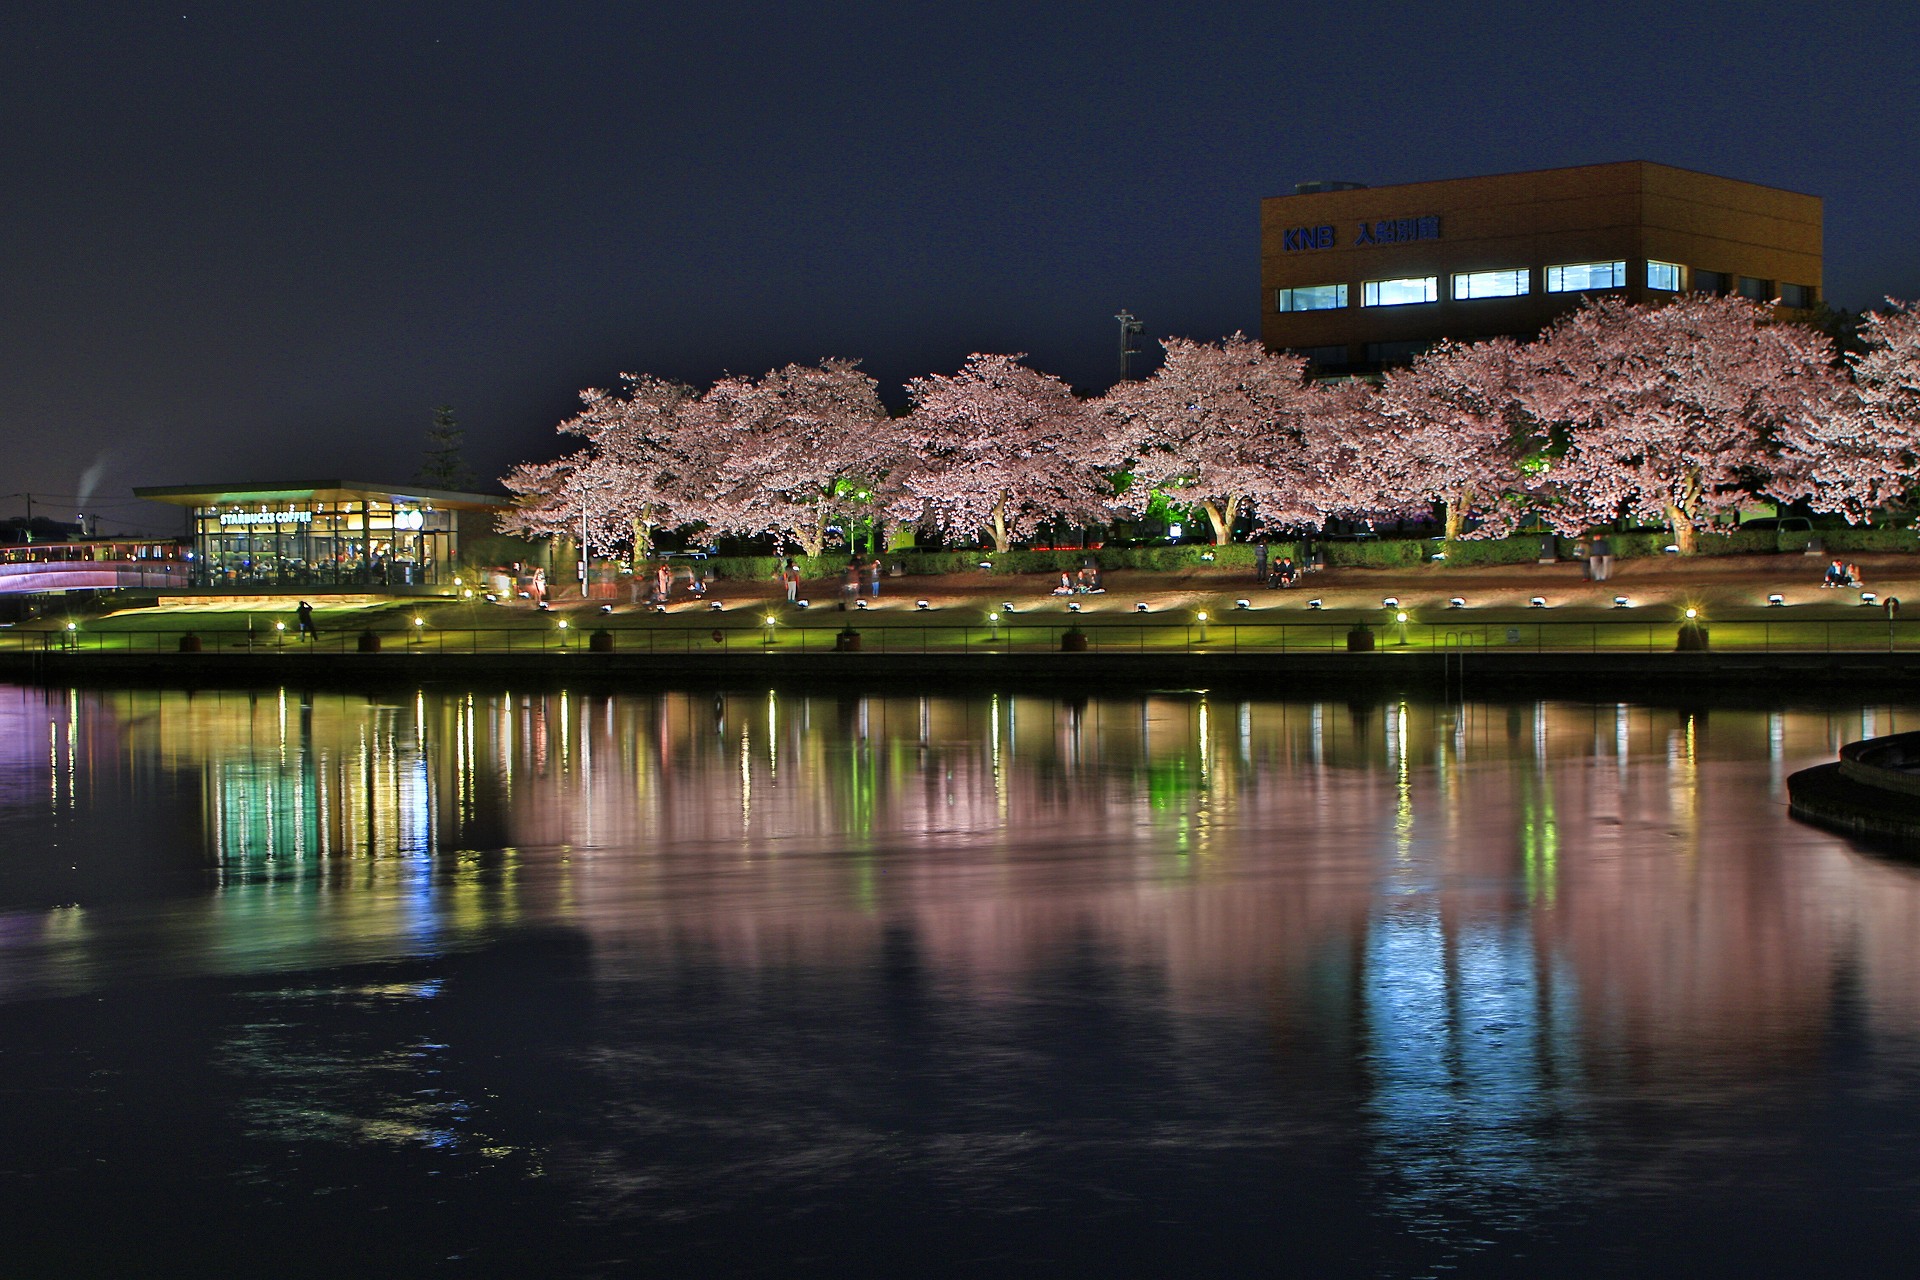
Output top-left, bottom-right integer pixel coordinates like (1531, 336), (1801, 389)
(3, 683), (1920, 1276)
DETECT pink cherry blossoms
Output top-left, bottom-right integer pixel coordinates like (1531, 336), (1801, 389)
(498, 295), (1913, 557)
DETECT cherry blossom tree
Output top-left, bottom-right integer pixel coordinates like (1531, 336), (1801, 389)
(1100, 334), (1315, 544)
(893, 354), (1114, 553)
(702, 359), (889, 556)
(1371, 337), (1536, 540)
(1520, 295), (1835, 552)
(1771, 301), (1917, 523)
(498, 373), (708, 559)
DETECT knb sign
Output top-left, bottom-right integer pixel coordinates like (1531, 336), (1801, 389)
(1281, 224), (1336, 252)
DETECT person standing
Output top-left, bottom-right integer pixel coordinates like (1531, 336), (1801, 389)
(295, 600), (315, 641)
(1255, 540), (1269, 584)
(842, 561), (859, 605)
(867, 557), (882, 597)
(784, 560), (800, 603)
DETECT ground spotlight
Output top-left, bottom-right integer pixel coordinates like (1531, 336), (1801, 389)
(708, 600), (723, 611)
(1862, 592), (1879, 605)
(795, 599), (810, 609)
(600, 604), (614, 614)
(1663, 544), (1680, 554)
(1768, 594), (1785, 606)
(1235, 599), (1251, 610)
(977, 561), (992, 570)
(1067, 601), (1082, 612)
(1134, 602), (1149, 613)
(1382, 596), (1399, 608)
(1307, 599), (1323, 610)
(1613, 596), (1630, 609)
(1530, 596), (1548, 608)
(855, 599), (869, 609)
(916, 599), (931, 610)
(484, 593), (498, 603)
(653, 604), (667, 613)
(1002, 602), (1015, 613)
(1448, 597), (1466, 609)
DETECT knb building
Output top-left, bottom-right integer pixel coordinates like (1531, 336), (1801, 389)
(1261, 161), (1821, 372)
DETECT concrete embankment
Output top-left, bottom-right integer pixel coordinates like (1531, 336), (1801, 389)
(1790, 731), (1920, 846)
(6, 646), (1920, 697)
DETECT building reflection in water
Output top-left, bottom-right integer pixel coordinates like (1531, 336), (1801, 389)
(8, 683), (1920, 1208)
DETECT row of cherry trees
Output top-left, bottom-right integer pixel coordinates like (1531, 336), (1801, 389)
(500, 296), (1920, 558)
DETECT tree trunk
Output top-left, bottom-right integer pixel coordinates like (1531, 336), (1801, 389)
(1203, 496), (1239, 546)
(988, 499), (1011, 554)
(1443, 489), (1472, 543)
(630, 511), (654, 561)
(1666, 504), (1700, 555)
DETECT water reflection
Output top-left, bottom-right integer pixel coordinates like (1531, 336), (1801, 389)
(6, 683), (1920, 1270)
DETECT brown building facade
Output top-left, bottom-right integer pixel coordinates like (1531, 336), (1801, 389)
(1260, 161), (1822, 373)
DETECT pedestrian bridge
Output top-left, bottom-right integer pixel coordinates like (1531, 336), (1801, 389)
(0, 542), (189, 594)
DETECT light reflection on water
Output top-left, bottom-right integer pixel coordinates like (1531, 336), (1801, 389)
(3, 683), (1920, 1275)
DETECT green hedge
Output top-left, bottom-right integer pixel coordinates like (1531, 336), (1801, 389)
(673, 525), (1920, 582)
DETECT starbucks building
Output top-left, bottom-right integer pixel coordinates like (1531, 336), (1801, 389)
(134, 480), (510, 590)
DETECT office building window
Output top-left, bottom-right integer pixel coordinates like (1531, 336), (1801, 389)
(1366, 340), (1430, 365)
(1737, 275), (1773, 301)
(1274, 284), (1348, 312)
(1779, 282), (1815, 308)
(1692, 269), (1729, 295)
(1546, 261), (1626, 292)
(1647, 260), (1683, 291)
(1362, 277), (1438, 307)
(1452, 268), (1531, 300)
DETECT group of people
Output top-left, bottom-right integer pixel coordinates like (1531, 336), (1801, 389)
(1052, 565), (1104, 595)
(1255, 542), (1317, 589)
(1822, 559), (1866, 589)
(640, 561), (707, 605)
(772, 558), (884, 605)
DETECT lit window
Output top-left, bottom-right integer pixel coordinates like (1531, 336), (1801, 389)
(1647, 260), (1683, 291)
(1546, 261), (1626, 292)
(1362, 277), (1438, 307)
(1779, 282), (1815, 308)
(1452, 268), (1530, 300)
(1274, 284), (1348, 312)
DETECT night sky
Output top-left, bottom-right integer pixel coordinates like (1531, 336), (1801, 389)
(6, 1), (1918, 535)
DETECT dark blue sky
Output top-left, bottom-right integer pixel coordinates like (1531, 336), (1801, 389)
(5, 1), (1918, 534)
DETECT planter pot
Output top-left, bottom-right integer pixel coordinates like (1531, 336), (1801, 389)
(589, 628), (614, 653)
(177, 632), (202, 653)
(1676, 623), (1710, 652)
(1060, 630), (1088, 652)
(835, 630), (862, 652)
(1346, 625), (1375, 652)
(357, 630), (381, 653)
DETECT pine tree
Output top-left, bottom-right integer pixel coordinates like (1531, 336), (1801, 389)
(417, 405), (478, 490)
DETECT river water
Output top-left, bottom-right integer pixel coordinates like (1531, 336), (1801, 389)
(3, 683), (1918, 1277)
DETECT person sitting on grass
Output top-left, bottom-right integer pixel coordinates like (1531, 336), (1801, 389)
(1823, 559), (1846, 588)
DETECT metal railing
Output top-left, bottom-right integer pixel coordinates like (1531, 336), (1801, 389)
(8, 614), (1920, 656)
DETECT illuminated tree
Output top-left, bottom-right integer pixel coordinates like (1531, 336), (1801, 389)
(893, 354), (1113, 552)
(1520, 295), (1834, 552)
(1772, 301), (1919, 523)
(1101, 334), (1313, 544)
(498, 374), (707, 558)
(1372, 337), (1536, 539)
(702, 358), (889, 556)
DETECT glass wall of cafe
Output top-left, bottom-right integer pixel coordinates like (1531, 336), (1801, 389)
(191, 500), (455, 588)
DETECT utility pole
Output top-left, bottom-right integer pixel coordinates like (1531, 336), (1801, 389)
(1115, 309), (1146, 380)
